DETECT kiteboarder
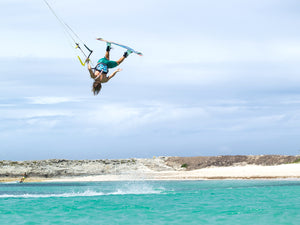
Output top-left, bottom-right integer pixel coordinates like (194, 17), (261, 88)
(19, 172), (28, 183)
(43, 0), (142, 95)
(87, 43), (132, 95)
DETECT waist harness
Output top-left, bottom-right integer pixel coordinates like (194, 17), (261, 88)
(94, 63), (108, 74)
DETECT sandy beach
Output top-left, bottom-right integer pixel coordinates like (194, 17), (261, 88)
(47, 163), (300, 182)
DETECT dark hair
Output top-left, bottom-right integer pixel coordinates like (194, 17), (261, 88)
(92, 80), (102, 95)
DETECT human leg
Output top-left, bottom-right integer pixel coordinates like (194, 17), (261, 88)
(116, 50), (133, 65)
(116, 56), (126, 65)
(105, 42), (111, 60)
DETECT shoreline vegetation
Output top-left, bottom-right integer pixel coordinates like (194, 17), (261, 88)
(1, 155), (300, 182)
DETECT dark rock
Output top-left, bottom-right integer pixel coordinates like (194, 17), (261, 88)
(165, 155), (300, 170)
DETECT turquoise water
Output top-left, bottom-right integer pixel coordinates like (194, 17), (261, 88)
(0, 180), (300, 224)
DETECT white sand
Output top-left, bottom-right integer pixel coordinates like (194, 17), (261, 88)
(48, 163), (300, 182)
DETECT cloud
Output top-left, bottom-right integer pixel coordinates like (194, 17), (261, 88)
(3, 96), (297, 136)
(82, 102), (208, 135)
(25, 96), (81, 105)
(4, 0), (300, 62)
(0, 101), (74, 132)
(2, 0), (300, 159)
(0, 104), (15, 107)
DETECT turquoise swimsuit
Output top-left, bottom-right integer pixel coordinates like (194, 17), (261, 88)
(95, 58), (118, 73)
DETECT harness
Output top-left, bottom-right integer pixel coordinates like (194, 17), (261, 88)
(92, 63), (108, 80)
(94, 62), (108, 74)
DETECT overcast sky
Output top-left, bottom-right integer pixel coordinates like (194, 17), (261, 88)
(1, 0), (300, 160)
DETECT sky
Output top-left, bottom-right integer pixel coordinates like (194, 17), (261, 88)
(1, 0), (300, 160)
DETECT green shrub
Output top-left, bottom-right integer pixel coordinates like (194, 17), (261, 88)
(293, 158), (300, 164)
(181, 163), (188, 168)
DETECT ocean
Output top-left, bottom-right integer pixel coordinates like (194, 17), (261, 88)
(0, 180), (299, 224)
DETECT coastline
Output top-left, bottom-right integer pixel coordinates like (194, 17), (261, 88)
(46, 163), (300, 182)
(1, 164), (300, 183)
(1, 155), (300, 182)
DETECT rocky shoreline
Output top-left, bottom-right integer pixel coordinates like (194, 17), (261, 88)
(1, 155), (300, 181)
(165, 155), (300, 170)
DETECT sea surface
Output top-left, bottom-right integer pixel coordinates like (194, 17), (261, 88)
(0, 180), (300, 224)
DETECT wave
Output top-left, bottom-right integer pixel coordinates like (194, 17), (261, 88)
(2, 181), (19, 184)
(0, 190), (105, 199)
(0, 185), (164, 199)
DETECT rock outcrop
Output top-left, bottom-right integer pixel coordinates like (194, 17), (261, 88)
(165, 155), (300, 170)
(1, 155), (299, 178)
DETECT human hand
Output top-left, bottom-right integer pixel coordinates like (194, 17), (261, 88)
(87, 62), (91, 70)
(116, 68), (123, 72)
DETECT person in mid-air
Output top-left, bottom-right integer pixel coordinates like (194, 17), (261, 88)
(87, 43), (132, 95)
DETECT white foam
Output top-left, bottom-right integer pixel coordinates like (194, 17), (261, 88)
(112, 183), (164, 195)
(0, 184), (164, 198)
(2, 181), (19, 184)
(0, 190), (105, 198)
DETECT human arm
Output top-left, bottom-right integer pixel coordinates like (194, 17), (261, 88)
(107, 68), (122, 81)
(87, 62), (96, 79)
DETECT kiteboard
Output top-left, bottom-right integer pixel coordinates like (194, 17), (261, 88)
(96, 38), (143, 56)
